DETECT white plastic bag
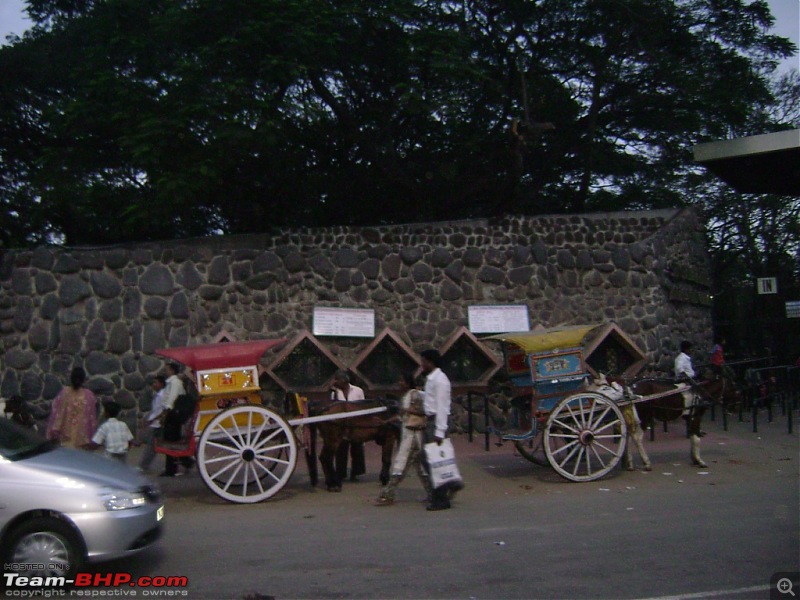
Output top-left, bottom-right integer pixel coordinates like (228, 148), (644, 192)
(424, 439), (463, 489)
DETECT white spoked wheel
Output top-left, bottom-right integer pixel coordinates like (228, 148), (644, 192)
(197, 405), (297, 503)
(544, 392), (627, 482)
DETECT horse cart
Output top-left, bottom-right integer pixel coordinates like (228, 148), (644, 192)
(152, 340), (387, 504)
(485, 324), (689, 482)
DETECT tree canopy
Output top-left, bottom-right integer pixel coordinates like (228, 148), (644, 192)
(0, 0), (797, 247)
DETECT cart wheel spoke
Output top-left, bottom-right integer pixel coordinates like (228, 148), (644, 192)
(221, 462), (244, 493)
(209, 455), (241, 480)
(586, 400), (597, 431)
(588, 406), (612, 430)
(253, 459), (282, 483)
(251, 464), (266, 494)
(571, 447), (585, 476)
(564, 402), (583, 429)
(589, 444), (607, 469)
(251, 426), (286, 452)
(244, 410), (254, 447)
(592, 440), (619, 455)
(550, 439), (579, 456)
(204, 440), (242, 454)
(204, 453), (244, 465)
(216, 421), (244, 450)
(592, 419), (620, 435)
(551, 418), (580, 434)
(557, 441), (582, 468)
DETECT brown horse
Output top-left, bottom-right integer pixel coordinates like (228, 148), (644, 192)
(311, 399), (399, 492)
(628, 374), (740, 469)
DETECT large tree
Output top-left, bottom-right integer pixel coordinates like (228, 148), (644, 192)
(0, 0), (796, 245)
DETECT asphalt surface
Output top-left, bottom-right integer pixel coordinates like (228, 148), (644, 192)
(76, 413), (800, 599)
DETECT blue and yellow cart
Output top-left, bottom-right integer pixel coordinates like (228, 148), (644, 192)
(486, 324), (646, 482)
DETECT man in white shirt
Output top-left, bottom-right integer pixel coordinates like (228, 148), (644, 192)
(160, 363), (193, 477)
(674, 341), (696, 380)
(420, 349), (458, 511)
(674, 341), (696, 417)
(162, 362), (185, 413)
(331, 370), (366, 481)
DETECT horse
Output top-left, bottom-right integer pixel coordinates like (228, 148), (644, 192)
(310, 398), (399, 492)
(626, 373), (740, 470)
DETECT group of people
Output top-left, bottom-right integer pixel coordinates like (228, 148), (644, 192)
(42, 366), (133, 461)
(674, 335), (732, 382)
(375, 348), (460, 511)
(6, 336), (737, 511)
(138, 362), (196, 477)
(329, 350), (461, 512)
(38, 363), (194, 475)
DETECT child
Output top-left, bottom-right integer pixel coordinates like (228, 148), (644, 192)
(138, 375), (166, 472)
(88, 401), (134, 462)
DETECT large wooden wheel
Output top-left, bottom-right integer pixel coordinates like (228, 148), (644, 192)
(544, 392), (627, 482)
(197, 405), (297, 503)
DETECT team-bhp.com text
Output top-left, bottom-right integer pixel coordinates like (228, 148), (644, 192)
(3, 572), (189, 597)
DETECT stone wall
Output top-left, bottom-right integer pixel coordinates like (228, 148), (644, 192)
(0, 208), (712, 427)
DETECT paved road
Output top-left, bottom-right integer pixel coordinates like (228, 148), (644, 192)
(107, 415), (797, 600)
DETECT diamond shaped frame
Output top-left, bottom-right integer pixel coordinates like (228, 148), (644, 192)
(264, 330), (346, 393)
(582, 322), (648, 379)
(350, 328), (421, 391)
(438, 326), (502, 387)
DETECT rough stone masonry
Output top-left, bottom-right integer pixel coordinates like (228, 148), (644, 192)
(0, 208), (712, 429)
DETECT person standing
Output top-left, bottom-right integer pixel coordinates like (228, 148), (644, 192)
(331, 370), (366, 482)
(160, 363), (193, 477)
(420, 349), (458, 511)
(88, 401), (134, 462)
(674, 340), (696, 416)
(709, 335), (725, 378)
(375, 372), (431, 506)
(46, 367), (98, 449)
(138, 375), (166, 472)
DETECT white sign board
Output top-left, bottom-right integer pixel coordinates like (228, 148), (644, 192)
(313, 306), (375, 338)
(468, 305), (530, 334)
(786, 301), (800, 319)
(757, 277), (778, 294)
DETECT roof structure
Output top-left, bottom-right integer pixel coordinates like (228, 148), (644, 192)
(693, 129), (800, 195)
(483, 324), (600, 354)
(155, 339), (287, 371)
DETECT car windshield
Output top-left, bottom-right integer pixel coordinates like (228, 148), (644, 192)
(0, 418), (56, 461)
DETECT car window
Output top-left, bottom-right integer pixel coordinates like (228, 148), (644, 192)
(0, 418), (55, 461)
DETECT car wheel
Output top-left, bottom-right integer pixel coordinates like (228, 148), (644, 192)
(4, 517), (84, 579)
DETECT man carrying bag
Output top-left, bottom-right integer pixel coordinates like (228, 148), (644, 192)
(420, 349), (464, 511)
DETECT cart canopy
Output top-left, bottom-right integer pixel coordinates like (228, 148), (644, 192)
(484, 325), (600, 354)
(155, 339), (287, 371)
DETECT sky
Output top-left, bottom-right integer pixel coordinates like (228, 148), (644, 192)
(1, 0), (798, 67)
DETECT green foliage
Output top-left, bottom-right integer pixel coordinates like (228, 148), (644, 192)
(0, 0), (796, 246)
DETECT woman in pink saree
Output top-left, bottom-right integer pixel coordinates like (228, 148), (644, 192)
(46, 367), (98, 448)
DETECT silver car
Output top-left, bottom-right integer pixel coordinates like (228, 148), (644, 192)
(0, 417), (164, 578)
